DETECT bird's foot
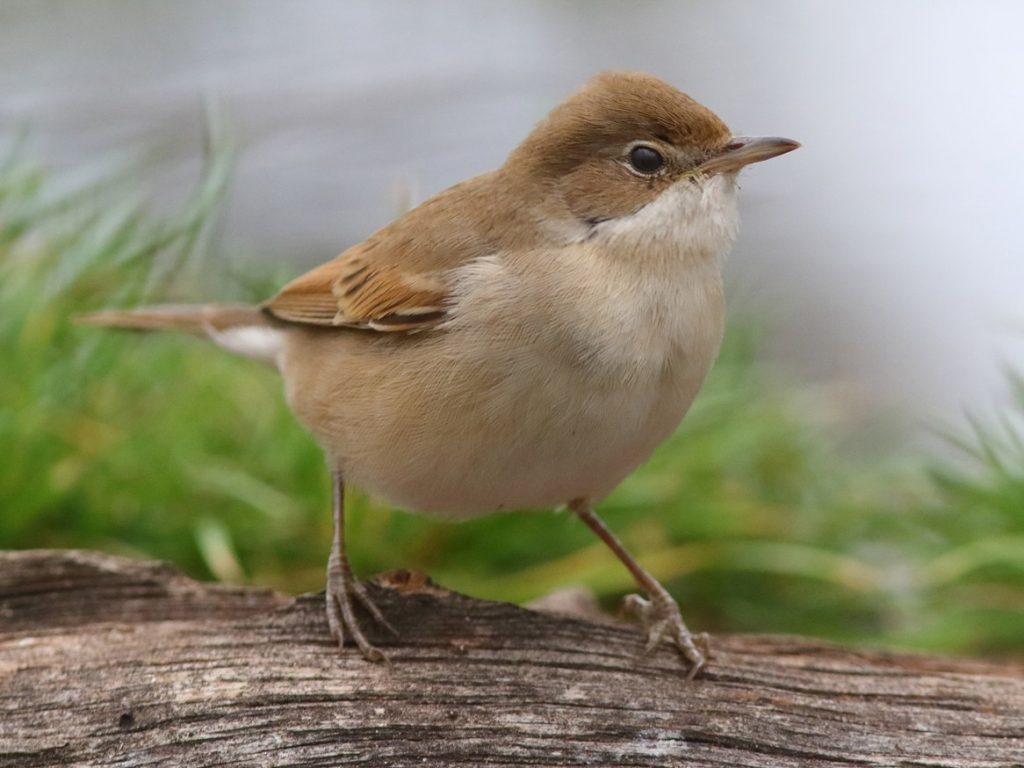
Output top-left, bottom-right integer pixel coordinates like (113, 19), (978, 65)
(623, 587), (709, 679)
(325, 558), (398, 662)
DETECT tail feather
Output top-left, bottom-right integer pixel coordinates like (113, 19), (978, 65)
(77, 304), (284, 366)
(77, 304), (263, 333)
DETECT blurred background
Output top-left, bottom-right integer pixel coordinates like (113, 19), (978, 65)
(2, 1), (1022, 657)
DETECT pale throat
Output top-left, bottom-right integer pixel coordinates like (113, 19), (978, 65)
(590, 173), (740, 270)
(446, 174), (737, 378)
(564, 175), (737, 378)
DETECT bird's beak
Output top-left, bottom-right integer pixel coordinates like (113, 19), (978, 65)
(698, 136), (800, 175)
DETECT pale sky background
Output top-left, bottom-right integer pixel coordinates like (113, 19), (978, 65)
(3, 0), (1023, 451)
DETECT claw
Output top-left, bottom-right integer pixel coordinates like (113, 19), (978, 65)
(351, 579), (399, 637)
(570, 500), (709, 678)
(326, 557), (393, 662)
(623, 590), (707, 679)
(324, 470), (397, 663)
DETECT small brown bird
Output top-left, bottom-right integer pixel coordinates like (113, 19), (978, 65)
(83, 71), (798, 677)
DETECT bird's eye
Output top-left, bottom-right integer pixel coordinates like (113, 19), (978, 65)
(627, 145), (665, 175)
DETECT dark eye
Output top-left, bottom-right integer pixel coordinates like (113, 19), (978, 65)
(627, 145), (665, 175)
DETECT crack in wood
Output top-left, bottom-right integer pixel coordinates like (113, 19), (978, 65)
(1, 550), (1023, 768)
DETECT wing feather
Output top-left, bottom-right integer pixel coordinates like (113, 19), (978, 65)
(265, 241), (449, 332)
(263, 172), (512, 333)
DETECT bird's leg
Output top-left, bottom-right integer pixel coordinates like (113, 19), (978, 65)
(570, 498), (708, 678)
(325, 470), (397, 662)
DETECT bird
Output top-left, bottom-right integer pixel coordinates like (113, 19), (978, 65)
(81, 71), (799, 678)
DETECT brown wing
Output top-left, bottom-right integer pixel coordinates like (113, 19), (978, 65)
(264, 172), (520, 333)
(265, 238), (448, 332)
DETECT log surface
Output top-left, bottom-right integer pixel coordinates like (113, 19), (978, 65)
(1, 549), (1022, 768)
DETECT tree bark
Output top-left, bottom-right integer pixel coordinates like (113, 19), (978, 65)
(1, 549), (1022, 768)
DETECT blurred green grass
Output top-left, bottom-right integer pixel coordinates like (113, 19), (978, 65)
(2, 143), (1022, 657)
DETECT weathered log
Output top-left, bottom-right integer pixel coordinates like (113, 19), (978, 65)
(1, 549), (1022, 767)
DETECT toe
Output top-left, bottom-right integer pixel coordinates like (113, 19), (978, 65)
(623, 593), (653, 623)
(351, 581), (399, 637)
(325, 590), (346, 651)
(624, 589), (709, 677)
(325, 567), (390, 661)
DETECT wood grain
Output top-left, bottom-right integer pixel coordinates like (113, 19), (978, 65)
(1, 549), (1022, 767)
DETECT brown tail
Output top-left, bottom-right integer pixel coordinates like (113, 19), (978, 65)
(77, 304), (284, 365)
(77, 304), (265, 333)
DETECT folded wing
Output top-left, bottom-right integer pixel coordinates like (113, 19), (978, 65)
(265, 237), (449, 332)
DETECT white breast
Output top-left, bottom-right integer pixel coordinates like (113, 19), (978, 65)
(291, 175), (741, 518)
(392, 174), (740, 515)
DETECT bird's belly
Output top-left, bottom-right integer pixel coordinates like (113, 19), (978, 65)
(282, 247), (725, 518)
(362, 372), (698, 517)
(284, 327), (714, 519)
